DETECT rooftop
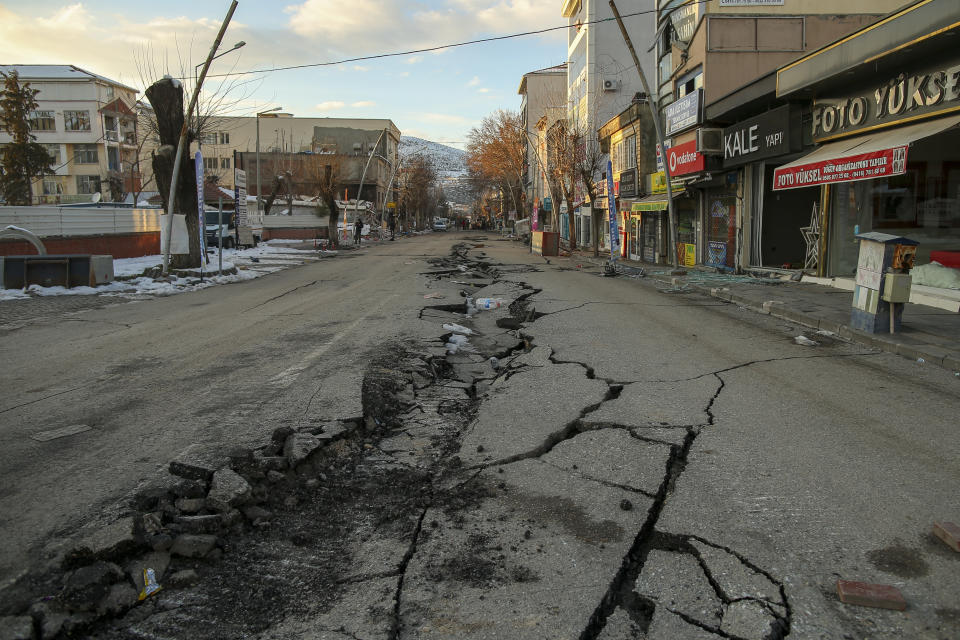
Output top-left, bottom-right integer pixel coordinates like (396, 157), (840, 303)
(0, 65), (137, 93)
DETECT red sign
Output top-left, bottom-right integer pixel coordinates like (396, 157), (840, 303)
(666, 139), (704, 176)
(773, 145), (908, 191)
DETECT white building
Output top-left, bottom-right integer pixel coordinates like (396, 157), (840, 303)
(561, 0), (656, 245)
(519, 64), (567, 222)
(0, 65), (140, 204)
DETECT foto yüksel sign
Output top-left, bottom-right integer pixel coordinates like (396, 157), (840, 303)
(666, 139), (705, 176)
(813, 60), (960, 140)
(772, 146), (908, 191)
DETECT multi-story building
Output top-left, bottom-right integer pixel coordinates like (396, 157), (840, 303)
(561, 0), (657, 247)
(649, 0), (910, 269)
(0, 65), (141, 204)
(518, 64), (567, 225)
(192, 115), (400, 197)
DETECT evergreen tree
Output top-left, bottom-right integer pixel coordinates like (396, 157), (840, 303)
(0, 71), (55, 205)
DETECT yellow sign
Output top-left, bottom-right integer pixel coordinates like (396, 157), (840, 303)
(387, 202), (396, 209)
(648, 172), (685, 195)
(678, 243), (696, 267)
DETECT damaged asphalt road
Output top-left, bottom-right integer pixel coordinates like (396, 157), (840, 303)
(2, 236), (959, 639)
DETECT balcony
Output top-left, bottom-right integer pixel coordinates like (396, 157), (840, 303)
(105, 130), (120, 143)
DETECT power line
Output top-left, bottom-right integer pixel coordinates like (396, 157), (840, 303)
(191, 3), (703, 80)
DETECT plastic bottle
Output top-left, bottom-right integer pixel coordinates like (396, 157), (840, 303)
(474, 298), (503, 310)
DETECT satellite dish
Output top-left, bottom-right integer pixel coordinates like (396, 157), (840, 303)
(91, 192), (102, 203)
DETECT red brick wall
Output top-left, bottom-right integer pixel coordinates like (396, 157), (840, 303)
(0, 232), (160, 258)
(261, 228), (328, 240)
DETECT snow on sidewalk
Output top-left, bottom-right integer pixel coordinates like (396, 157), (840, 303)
(0, 241), (327, 302)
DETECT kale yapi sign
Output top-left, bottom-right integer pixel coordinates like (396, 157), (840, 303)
(723, 105), (801, 168)
(813, 63), (960, 141)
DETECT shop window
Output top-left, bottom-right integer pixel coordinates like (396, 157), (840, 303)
(29, 110), (56, 132)
(64, 110), (91, 131)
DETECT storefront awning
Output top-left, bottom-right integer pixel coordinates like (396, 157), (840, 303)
(630, 190), (685, 212)
(772, 115), (960, 191)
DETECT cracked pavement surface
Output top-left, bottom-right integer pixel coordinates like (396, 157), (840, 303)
(1, 233), (958, 639)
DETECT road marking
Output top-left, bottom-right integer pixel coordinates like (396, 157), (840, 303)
(30, 424), (92, 442)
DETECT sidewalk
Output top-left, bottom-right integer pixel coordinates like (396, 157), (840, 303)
(566, 249), (960, 374)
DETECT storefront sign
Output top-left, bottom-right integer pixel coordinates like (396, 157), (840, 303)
(633, 199), (667, 212)
(719, 0), (783, 5)
(234, 168), (247, 225)
(677, 243), (696, 267)
(813, 60), (960, 140)
(666, 139), (705, 176)
(772, 145), (908, 190)
(619, 168), (637, 197)
(723, 105), (800, 168)
(648, 171), (685, 194)
(665, 90), (702, 136)
(670, 4), (698, 43)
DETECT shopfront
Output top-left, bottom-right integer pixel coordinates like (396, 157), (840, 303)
(773, 0), (960, 278)
(664, 139), (708, 267)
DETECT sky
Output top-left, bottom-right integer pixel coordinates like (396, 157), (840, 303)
(0, 1), (573, 148)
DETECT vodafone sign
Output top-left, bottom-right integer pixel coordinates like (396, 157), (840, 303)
(666, 140), (705, 176)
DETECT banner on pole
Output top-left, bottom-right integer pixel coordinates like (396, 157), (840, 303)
(606, 160), (619, 260)
(194, 151), (207, 256)
(234, 168), (248, 225)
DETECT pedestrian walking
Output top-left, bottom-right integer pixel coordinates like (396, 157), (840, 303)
(354, 216), (363, 245)
(388, 213), (396, 241)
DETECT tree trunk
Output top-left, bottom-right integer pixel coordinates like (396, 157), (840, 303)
(145, 78), (201, 270)
(561, 183), (576, 251)
(324, 194), (339, 248)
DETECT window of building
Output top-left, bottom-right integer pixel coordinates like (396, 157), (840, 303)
(677, 68), (703, 99)
(201, 133), (218, 145)
(64, 110), (91, 131)
(624, 134), (637, 170)
(220, 157), (231, 169)
(43, 144), (61, 165)
(42, 178), (61, 195)
(29, 110), (56, 132)
(219, 132), (230, 144)
(204, 157), (219, 171)
(75, 144), (98, 164)
(76, 175), (100, 194)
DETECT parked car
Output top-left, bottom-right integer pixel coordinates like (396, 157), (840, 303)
(433, 219), (447, 232)
(204, 210), (236, 248)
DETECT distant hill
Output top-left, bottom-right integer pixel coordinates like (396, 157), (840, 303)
(400, 136), (467, 177)
(400, 136), (472, 205)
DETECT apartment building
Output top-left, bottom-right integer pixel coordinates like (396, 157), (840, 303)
(561, 0), (657, 246)
(518, 64), (567, 223)
(0, 65), (140, 204)
(191, 115), (401, 195)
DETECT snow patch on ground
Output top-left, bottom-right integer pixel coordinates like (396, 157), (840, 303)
(1, 242), (317, 302)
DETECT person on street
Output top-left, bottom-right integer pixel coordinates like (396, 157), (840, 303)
(354, 216), (363, 246)
(388, 213), (396, 241)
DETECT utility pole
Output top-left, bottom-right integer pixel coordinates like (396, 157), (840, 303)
(353, 127), (388, 234)
(609, 0), (679, 268)
(162, 0), (239, 274)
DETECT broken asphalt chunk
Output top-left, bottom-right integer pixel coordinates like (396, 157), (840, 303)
(284, 432), (324, 468)
(170, 534), (218, 559)
(62, 561), (124, 611)
(169, 444), (227, 482)
(206, 468), (251, 511)
(720, 600), (780, 640)
(837, 579), (907, 611)
(690, 539), (783, 604)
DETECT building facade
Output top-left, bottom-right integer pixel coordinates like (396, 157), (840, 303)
(650, 0), (908, 269)
(0, 65), (141, 204)
(562, 0), (657, 248)
(519, 64), (567, 225)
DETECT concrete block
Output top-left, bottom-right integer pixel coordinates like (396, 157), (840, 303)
(836, 580), (907, 610)
(170, 534), (217, 558)
(206, 468), (251, 511)
(933, 521), (960, 553)
(169, 444), (227, 482)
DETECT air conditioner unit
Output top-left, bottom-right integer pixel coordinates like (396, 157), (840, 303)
(602, 77), (621, 92)
(697, 128), (724, 155)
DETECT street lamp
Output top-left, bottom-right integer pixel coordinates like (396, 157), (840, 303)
(195, 40), (246, 151)
(256, 106), (283, 216)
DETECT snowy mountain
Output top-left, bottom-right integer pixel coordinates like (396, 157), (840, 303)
(400, 136), (467, 178)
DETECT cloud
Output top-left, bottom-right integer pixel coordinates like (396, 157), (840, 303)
(352, 101), (375, 107)
(352, 65), (370, 72)
(284, 0), (563, 54)
(466, 76), (480, 87)
(316, 101), (346, 111)
(399, 71), (410, 78)
(477, 88), (490, 93)
(405, 56), (423, 65)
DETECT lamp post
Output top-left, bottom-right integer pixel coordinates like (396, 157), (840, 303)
(256, 107), (283, 218)
(195, 40), (246, 153)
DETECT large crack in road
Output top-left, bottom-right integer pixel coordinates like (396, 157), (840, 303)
(1, 240), (796, 640)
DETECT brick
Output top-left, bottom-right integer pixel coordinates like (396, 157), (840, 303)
(836, 580), (907, 611)
(933, 522), (960, 553)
